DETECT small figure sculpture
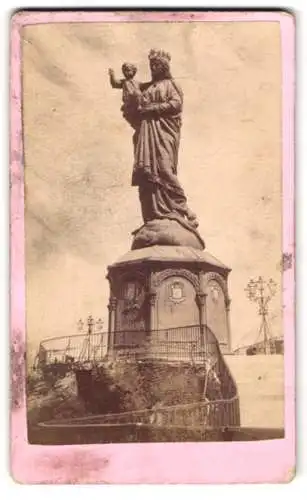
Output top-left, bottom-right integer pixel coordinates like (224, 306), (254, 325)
(108, 63), (145, 122)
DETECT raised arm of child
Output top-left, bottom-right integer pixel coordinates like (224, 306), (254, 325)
(108, 68), (124, 89)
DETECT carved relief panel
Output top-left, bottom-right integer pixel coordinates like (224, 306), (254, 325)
(155, 274), (199, 334)
(115, 276), (147, 334)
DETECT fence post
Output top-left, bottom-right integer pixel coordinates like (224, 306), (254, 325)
(87, 316), (94, 361)
(107, 297), (117, 358)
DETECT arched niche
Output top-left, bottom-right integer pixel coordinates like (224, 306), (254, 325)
(155, 273), (200, 335)
(204, 277), (228, 347)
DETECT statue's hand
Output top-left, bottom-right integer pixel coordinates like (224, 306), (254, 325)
(138, 103), (158, 115)
(108, 68), (114, 76)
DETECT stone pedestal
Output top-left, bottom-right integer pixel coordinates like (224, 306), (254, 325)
(132, 218), (205, 251)
(106, 245), (232, 358)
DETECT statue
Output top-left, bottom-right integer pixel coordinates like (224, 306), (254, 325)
(109, 49), (205, 250)
(108, 63), (143, 122)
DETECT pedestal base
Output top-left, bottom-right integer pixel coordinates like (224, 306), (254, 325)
(106, 245), (232, 357)
(131, 218), (205, 251)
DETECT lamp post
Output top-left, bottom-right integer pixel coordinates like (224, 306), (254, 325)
(96, 318), (104, 359)
(77, 316), (105, 363)
(244, 277), (277, 354)
(87, 315), (94, 360)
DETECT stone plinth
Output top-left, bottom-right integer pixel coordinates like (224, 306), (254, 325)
(132, 218), (205, 251)
(106, 245), (232, 357)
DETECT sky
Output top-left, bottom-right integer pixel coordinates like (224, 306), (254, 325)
(22, 21), (282, 353)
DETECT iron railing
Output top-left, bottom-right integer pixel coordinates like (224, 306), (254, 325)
(35, 325), (240, 434)
(35, 324), (230, 367)
(38, 396), (240, 431)
(232, 337), (284, 355)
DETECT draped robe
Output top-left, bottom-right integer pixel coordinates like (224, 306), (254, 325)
(126, 78), (195, 230)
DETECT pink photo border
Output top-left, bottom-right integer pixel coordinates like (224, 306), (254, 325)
(10, 10), (295, 484)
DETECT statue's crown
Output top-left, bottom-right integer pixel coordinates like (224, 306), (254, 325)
(148, 49), (171, 63)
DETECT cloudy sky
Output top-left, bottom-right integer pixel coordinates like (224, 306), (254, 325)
(22, 21), (282, 352)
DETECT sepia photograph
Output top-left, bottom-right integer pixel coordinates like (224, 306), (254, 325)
(21, 18), (286, 445)
(9, 11), (295, 484)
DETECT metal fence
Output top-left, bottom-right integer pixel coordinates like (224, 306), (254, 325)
(38, 396), (240, 431)
(36, 324), (229, 368)
(36, 331), (108, 367)
(35, 324), (240, 434)
(232, 337), (284, 356)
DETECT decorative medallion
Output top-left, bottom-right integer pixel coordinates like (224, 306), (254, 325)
(169, 281), (185, 303)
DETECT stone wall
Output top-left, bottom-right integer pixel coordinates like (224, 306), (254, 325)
(76, 361), (210, 414)
(225, 354), (284, 428)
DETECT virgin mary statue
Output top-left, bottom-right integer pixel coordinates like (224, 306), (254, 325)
(111, 49), (204, 250)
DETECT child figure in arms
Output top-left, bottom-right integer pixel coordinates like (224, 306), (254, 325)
(109, 63), (146, 118)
